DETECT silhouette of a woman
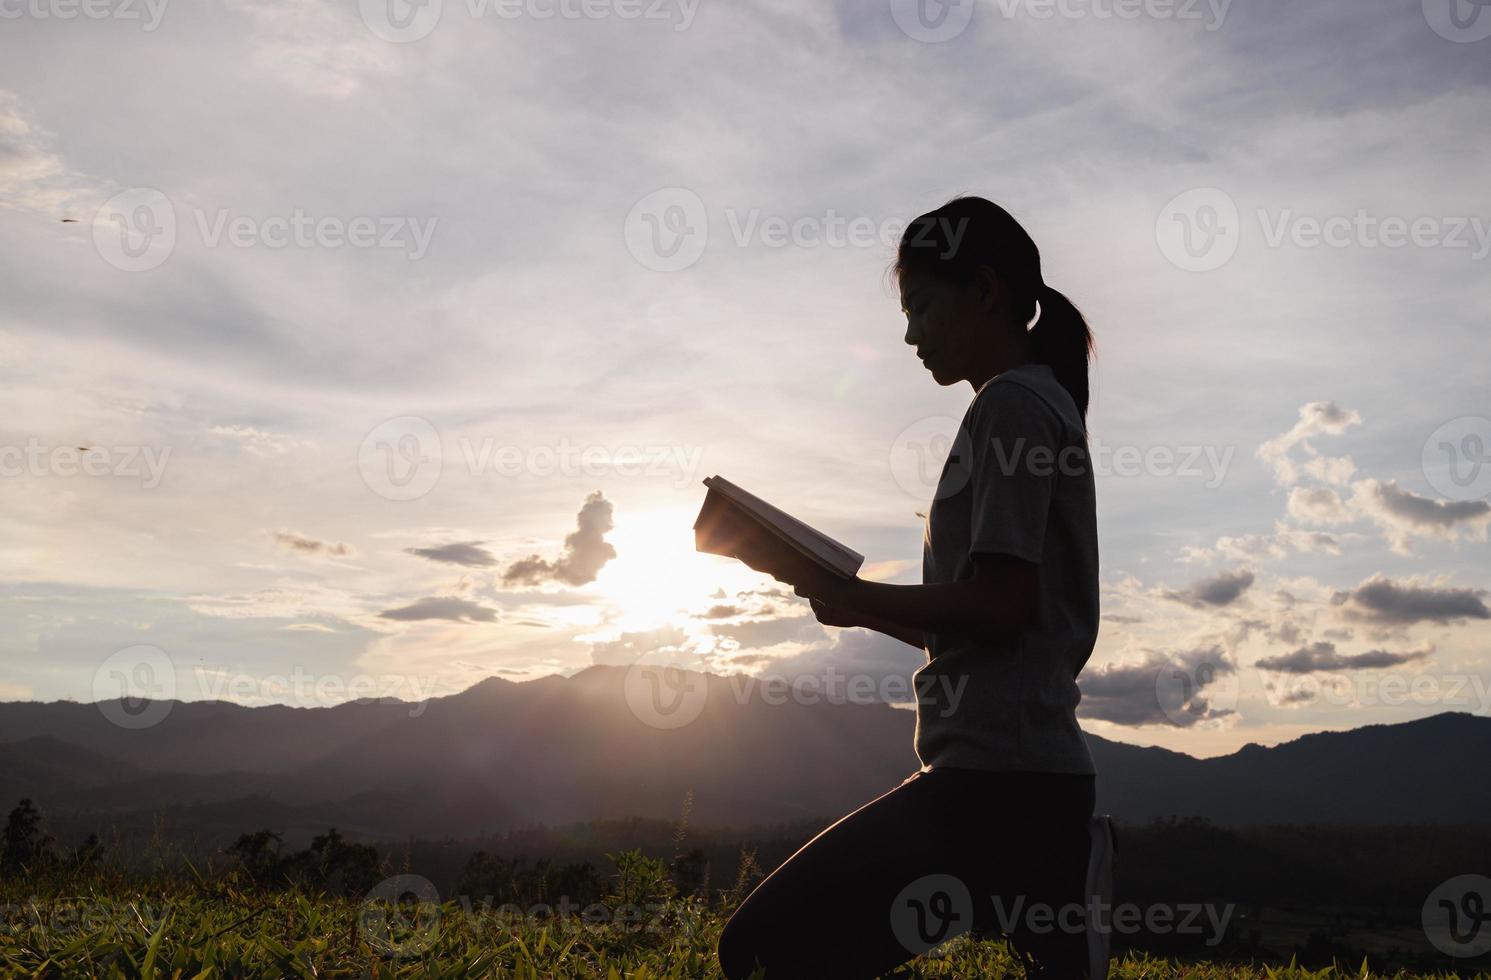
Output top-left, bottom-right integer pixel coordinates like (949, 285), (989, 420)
(717, 197), (1101, 979)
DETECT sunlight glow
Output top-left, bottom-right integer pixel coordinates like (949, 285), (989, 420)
(590, 505), (767, 633)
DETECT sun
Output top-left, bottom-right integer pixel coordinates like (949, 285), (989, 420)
(591, 505), (765, 631)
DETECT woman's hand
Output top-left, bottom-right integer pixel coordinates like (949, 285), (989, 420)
(808, 597), (862, 629)
(732, 541), (851, 605)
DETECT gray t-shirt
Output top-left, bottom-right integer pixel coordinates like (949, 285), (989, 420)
(914, 362), (1099, 774)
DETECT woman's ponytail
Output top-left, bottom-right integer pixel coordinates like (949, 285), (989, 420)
(1030, 284), (1094, 436)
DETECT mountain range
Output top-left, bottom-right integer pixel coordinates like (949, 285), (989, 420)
(0, 665), (1484, 845)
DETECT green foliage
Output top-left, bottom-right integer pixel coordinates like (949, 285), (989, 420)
(0, 872), (1486, 980)
(0, 800), (1485, 978)
(2, 798), (58, 873)
(604, 848), (677, 909)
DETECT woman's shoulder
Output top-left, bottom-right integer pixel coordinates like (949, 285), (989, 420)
(974, 364), (1080, 438)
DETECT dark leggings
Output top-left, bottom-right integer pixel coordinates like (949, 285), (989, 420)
(717, 767), (1096, 980)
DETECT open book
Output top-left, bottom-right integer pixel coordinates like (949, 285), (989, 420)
(693, 475), (865, 579)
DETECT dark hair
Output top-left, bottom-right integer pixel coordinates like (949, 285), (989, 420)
(894, 196), (1095, 431)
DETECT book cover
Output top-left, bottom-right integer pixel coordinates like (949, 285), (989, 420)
(693, 475), (865, 579)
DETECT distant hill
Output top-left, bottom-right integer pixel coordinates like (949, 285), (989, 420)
(0, 666), (1485, 843)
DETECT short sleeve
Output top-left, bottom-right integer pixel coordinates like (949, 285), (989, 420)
(965, 383), (1061, 565)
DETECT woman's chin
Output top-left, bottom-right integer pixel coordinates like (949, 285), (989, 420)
(926, 364), (957, 386)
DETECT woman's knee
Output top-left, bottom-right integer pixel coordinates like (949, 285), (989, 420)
(716, 904), (765, 980)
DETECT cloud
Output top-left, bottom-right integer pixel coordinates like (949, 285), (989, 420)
(1256, 401), (1362, 486)
(1256, 640), (1432, 674)
(697, 604), (741, 619)
(210, 424), (310, 457)
(1079, 646), (1237, 728)
(1301, 455), (1357, 486)
(1181, 525), (1340, 564)
(750, 627), (927, 704)
(1331, 574), (1490, 625)
(501, 491), (617, 587)
(589, 625), (692, 666)
(710, 613), (826, 650)
(405, 541), (498, 567)
(273, 530), (351, 557)
(224, 0), (400, 100)
(378, 597), (498, 623)
(1162, 569), (1255, 608)
(0, 91), (77, 213)
(1350, 479), (1491, 553)
(1287, 486), (1352, 526)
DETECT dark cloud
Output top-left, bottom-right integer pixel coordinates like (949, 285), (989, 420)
(502, 491), (616, 587)
(1354, 479), (1491, 534)
(1256, 640), (1431, 674)
(405, 541), (498, 567)
(378, 597), (497, 623)
(1079, 646), (1237, 728)
(273, 530), (351, 557)
(697, 604), (742, 619)
(1163, 569), (1255, 608)
(1331, 575), (1490, 625)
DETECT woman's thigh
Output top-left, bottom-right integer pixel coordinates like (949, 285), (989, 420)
(716, 768), (1095, 980)
(717, 769), (974, 980)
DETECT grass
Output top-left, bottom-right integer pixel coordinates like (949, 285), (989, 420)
(1, 873), (1486, 980)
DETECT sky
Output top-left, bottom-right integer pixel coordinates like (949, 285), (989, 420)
(1, 0), (1488, 758)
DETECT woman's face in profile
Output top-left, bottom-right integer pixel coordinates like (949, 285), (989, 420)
(899, 269), (984, 387)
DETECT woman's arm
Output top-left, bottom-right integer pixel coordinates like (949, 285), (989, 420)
(808, 598), (928, 650)
(737, 542), (1037, 646)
